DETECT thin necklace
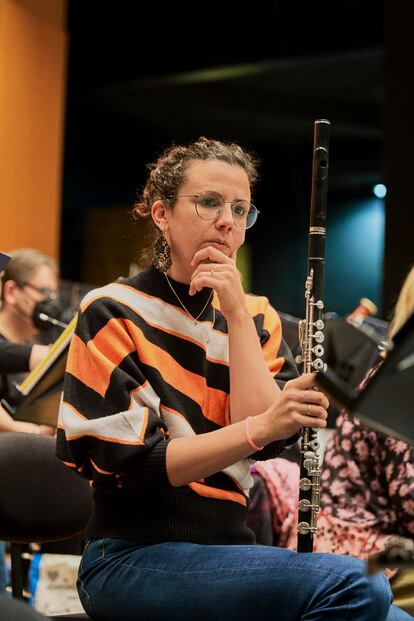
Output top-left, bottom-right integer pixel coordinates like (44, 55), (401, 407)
(164, 273), (215, 343)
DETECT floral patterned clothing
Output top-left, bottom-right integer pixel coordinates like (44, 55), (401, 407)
(248, 458), (300, 547)
(313, 407), (414, 557)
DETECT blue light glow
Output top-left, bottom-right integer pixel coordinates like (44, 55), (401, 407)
(326, 198), (385, 314)
(373, 183), (387, 198)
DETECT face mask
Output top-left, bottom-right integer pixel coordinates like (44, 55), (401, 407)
(32, 297), (64, 330)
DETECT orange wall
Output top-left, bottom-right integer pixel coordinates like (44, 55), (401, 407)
(0, 0), (67, 260)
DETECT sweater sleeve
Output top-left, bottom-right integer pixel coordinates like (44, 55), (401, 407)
(252, 300), (300, 460)
(259, 301), (299, 387)
(0, 337), (32, 373)
(55, 297), (170, 492)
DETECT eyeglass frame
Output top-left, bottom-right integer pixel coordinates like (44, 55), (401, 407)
(165, 191), (260, 230)
(17, 281), (58, 300)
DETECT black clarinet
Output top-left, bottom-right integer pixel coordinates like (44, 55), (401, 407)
(296, 119), (330, 553)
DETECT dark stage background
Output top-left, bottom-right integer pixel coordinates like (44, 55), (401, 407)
(60, 1), (414, 320)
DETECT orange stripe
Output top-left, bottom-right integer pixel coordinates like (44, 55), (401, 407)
(224, 293), (284, 375)
(62, 460), (77, 469)
(67, 319), (136, 397)
(61, 459), (87, 475)
(125, 320), (229, 426)
(261, 304), (285, 376)
(269, 356), (284, 376)
(245, 294), (267, 317)
(188, 481), (246, 506)
(91, 458), (115, 475)
(139, 407), (149, 443)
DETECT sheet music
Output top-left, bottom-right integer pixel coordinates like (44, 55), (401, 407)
(17, 314), (77, 396)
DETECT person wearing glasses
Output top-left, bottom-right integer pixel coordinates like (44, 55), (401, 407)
(0, 248), (59, 595)
(57, 137), (407, 621)
(0, 247), (58, 434)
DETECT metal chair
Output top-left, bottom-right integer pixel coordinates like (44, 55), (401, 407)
(0, 432), (93, 620)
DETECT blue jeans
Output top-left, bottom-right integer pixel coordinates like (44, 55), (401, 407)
(77, 538), (412, 621)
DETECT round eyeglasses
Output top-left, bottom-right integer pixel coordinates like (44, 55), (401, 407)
(168, 191), (259, 229)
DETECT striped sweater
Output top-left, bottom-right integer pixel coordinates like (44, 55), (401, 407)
(56, 265), (299, 544)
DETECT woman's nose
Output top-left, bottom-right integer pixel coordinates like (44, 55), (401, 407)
(215, 203), (234, 228)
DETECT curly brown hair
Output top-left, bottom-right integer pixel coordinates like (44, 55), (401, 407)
(132, 136), (260, 265)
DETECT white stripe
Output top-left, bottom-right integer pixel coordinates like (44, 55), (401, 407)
(81, 283), (229, 363)
(160, 406), (195, 440)
(131, 381), (162, 413)
(222, 461), (253, 496)
(160, 405), (252, 495)
(59, 401), (147, 443)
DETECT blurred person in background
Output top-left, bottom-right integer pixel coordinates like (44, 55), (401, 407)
(0, 248), (59, 597)
(0, 247), (61, 433)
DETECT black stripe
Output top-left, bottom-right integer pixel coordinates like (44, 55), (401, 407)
(116, 356), (224, 433)
(63, 372), (131, 418)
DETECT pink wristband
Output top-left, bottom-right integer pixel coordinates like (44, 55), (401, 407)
(245, 416), (264, 452)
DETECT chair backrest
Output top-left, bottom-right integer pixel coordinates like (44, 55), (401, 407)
(0, 432), (93, 543)
(0, 596), (47, 620)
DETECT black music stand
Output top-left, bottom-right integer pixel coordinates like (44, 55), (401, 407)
(13, 316), (77, 427)
(317, 310), (414, 446)
(323, 316), (385, 388)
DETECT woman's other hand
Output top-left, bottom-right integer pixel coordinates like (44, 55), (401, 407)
(253, 373), (329, 444)
(189, 246), (247, 319)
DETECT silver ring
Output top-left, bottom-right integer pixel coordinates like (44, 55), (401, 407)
(307, 403), (312, 416)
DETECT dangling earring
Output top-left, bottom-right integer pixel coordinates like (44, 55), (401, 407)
(153, 231), (172, 273)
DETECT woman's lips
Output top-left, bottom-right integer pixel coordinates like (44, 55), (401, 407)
(205, 240), (229, 250)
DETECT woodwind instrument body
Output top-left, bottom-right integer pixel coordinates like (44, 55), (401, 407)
(296, 119), (330, 553)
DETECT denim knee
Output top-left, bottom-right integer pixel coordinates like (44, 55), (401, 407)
(308, 553), (393, 621)
(367, 572), (393, 621)
(368, 572), (392, 619)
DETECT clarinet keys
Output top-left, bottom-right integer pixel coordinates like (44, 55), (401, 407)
(297, 521), (318, 535)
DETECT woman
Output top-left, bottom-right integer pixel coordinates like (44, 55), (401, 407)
(314, 265), (414, 614)
(56, 137), (406, 621)
(0, 248), (58, 595)
(0, 247), (59, 434)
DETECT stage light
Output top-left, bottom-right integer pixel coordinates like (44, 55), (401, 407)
(373, 184), (387, 198)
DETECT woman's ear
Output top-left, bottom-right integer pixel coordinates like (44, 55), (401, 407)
(151, 200), (168, 230)
(3, 280), (19, 306)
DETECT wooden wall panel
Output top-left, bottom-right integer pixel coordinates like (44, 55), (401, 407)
(0, 0), (67, 260)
